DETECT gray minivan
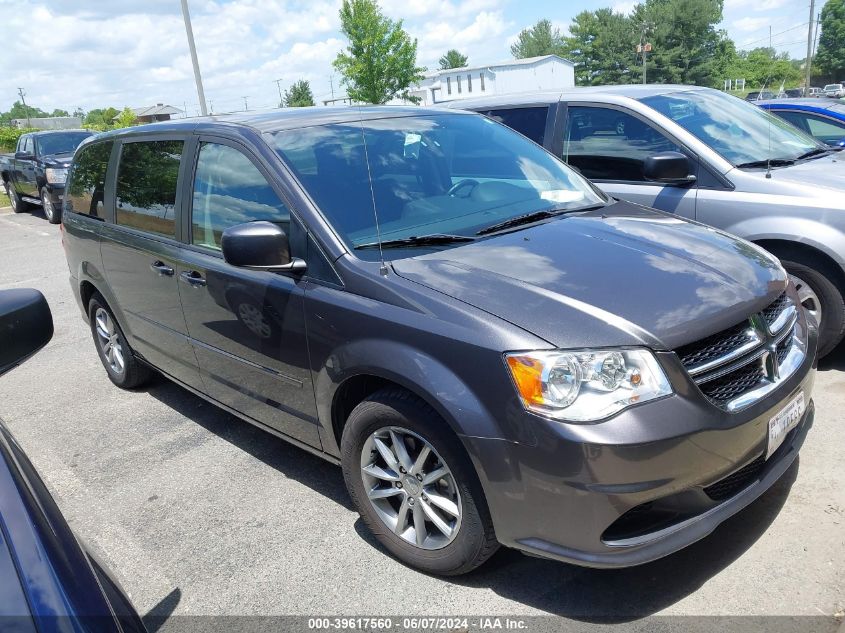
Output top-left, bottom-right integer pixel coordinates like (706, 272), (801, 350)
(62, 107), (815, 575)
(452, 85), (845, 356)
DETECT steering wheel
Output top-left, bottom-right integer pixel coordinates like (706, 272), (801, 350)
(448, 179), (479, 198)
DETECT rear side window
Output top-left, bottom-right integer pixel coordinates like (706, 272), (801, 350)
(486, 107), (548, 145)
(66, 141), (113, 218)
(191, 142), (290, 250)
(115, 140), (183, 238)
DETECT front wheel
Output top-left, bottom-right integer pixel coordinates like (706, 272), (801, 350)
(341, 388), (498, 576)
(41, 188), (60, 224)
(782, 259), (845, 358)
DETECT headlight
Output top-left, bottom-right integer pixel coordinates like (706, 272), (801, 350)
(45, 168), (68, 184)
(505, 349), (672, 422)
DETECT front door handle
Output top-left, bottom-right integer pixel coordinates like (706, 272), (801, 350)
(179, 270), (207, 287)
(150, 261), (174, 276)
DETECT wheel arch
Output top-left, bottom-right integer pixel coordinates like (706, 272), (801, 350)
(753, 238), (845, 292)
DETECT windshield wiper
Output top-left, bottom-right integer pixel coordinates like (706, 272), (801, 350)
(796, 148), (834, 160)
(476, 204), (605, 236)
(735, 158), (795, 169)
(354, 233), (476, 250)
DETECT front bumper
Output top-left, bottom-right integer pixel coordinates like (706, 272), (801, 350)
(462, 319), (817, 569)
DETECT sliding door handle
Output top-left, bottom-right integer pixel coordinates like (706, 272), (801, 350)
(179, 270), (207, 287)
(150, 261), (174, 276)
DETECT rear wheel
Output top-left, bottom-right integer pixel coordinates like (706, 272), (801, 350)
(341, 388), (498, 575)
(88, 293), (152, 389)
(781, 259), (845, 358)
(9, 186), (28, 213)
(41, 188), (60, 224)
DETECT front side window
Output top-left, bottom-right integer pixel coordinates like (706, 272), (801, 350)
(563, 106), (681, 181)
(804, 113), (845, 145)
(191, 142), (290, 250)
(269, 113), (605, 261)
(487, 107), (548, 145)
(641, 90), (821, 166)
(66, 141), (113, 218)
(115, 140), (183, 238)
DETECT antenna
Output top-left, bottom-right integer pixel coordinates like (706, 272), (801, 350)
(356, 106), (387, 275)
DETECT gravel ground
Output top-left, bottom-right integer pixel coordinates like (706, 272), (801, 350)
(0, 206), (842, 627)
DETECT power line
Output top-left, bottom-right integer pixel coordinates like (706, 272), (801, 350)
(735, 22), (810, 50)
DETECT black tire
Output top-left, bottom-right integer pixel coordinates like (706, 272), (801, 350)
(9, 185), (28, 213)
(88, 292), (152, 389)
(341, 388), (498, 576)
(781, 259), (845, 358)
(41, 187), (60, 224)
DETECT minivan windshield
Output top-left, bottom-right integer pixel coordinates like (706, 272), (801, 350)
(268, 113), (605, 260)
(35, 132), (92, 157)
(641, 90), (822, 167)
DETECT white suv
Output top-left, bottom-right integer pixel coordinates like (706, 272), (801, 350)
(823, 83), (845, 98)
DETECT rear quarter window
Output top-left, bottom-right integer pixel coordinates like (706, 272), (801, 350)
(485, 107), (549, 145)
(66, 141), (113, 218)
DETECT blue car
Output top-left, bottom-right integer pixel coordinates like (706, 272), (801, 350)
(0, 289), (146, 633)
(757, 98), (845, 147)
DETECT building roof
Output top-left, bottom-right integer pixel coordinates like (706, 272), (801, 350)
(129, 104), (183, 118)
(424, 54), (574, 78)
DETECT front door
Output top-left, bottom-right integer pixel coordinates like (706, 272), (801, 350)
(176, 139), (319, 447)
(99, 138), (202, 389)
(16, 135), (38, 197)
(562, 105), (698, 220)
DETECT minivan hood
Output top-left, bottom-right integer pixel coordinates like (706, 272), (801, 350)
(392, 202), (786, 350)
(734, 153), (845, 197)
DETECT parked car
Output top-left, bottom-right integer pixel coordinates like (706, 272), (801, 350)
(823, 83), (845, 98)
(757, 98), (845, 147)
(451, 85), (845, 357)
(0, 129), (92, 223)
(807, 87), (824, 98)
(745, 90), (775, 101)
(777, 88), (804, 99)
(0, 288), (146, 632)
(62, 108), (816, 575)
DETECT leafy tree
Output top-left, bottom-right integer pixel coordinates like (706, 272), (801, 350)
(333, 0), (426, 104)
(816, 0), (845, 81)
(510, 19), (566, 58)
(113, 107), (137, 129)
(726, 47), (802, 89)
(631, 0), (724, 85)
(562, 9), (637, 84)
(50, 109), (70, 117)
(284, 80), (315, 107)
(439, 49), (468, 69)
(72, 107), (85, 118)
(83, 107), (119, 130)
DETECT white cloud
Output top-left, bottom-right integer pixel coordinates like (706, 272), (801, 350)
(612, 1), (637, 16)
(733, 16), (771, 32)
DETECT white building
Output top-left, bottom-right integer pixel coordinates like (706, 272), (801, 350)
(408, 54), (575, 106)
(322, 55), (576, 107)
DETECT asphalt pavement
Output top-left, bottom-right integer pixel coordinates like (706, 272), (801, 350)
(0, 204), (842, 626)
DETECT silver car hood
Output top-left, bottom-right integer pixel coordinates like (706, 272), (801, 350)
(731, 154), (845, 200)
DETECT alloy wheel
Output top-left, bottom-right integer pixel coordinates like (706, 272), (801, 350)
(360, 426), (462, 550)
(789, 273), (822, 325)
(42, 192), (54, 221)
(95, 308), (125, 376)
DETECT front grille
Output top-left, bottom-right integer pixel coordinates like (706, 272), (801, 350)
(704, 454), (766, 501)
(698, 363), (767, 406)
(675, 321), (754, 370)
(675, 291), (802, 410)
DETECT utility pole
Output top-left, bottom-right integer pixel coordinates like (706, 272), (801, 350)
(805, 0), (816, 92)
(275, 79), (284, 108)
(17, 88), (31, 128)
(637, 21), (653, 84)
(769, 25), (772, 51)
(180, 0), (208, 116)
(329, 75), (335, 99)
(242, 96), (249, 111)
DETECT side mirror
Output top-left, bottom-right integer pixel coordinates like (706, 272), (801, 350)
(221, 221), (306, 273)
(15, 151), (34, 160)
(644, 151), (696, 185)
(0, 289), (53, 378)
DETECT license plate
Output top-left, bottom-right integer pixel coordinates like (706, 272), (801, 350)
(767, 391), (805, 459)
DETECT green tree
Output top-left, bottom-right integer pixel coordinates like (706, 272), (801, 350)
(562, 9), (637, 84)
(816, 0), (845, 81)
(112, 107), (137, 129)
(510, 19), (565, 58)
(726, 47), (802, 89)
(439, 49), (468, 69)
(333, 0), (426, 104)
(83, 107), (119, 130)
(50, 109), (70, 117)
(284, 80), (315, 107)
(631, 0), (724, 85)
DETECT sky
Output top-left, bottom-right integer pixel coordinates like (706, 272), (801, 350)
(0, 0), (826, 117)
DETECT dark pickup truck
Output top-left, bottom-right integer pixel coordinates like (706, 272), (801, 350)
(1, 129), (92, 223)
